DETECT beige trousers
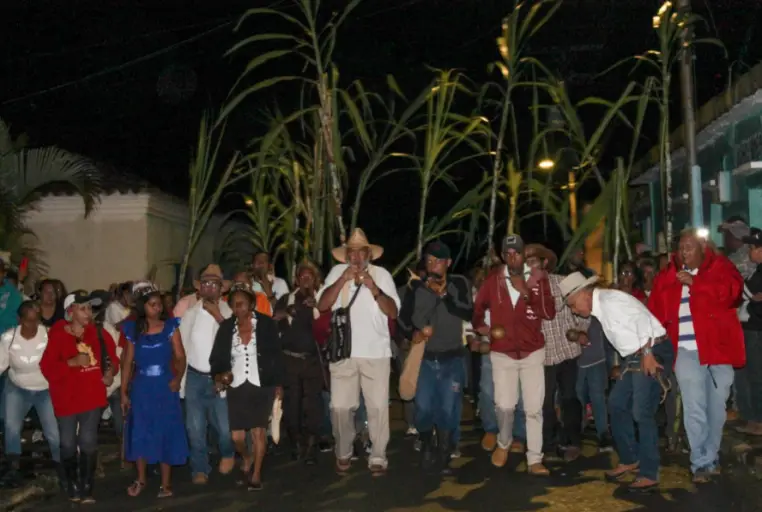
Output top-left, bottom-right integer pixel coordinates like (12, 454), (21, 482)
(491, 348), (545, 465)
(329, 357), (390, 468)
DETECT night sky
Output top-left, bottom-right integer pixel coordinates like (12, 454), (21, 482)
(2, 0), (759, 268)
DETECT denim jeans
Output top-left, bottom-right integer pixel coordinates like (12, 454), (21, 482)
(479, 354), (498, 433)
(414, 356), (465, 435)
(608, 341), (674, 481)
(481, 354), (526, 440)
(107, 392), (123, 437)
(3, 379), (61, 461)
(321, 390), (332, 437)
(58, 407), (101, 459)
(735, 329), (762, 423)
(675, 348), (734, 474)
(184, 369), (235, 475)
(576, 361), (609, 439)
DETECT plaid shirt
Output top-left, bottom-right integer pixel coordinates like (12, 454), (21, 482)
(730, 245), (756, 280)
(542, 273), (589, 365)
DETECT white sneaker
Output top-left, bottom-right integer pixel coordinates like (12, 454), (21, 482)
(32, 430), (44, 443)
(405, 427), (418, 436)
(450, 450), (461, 459)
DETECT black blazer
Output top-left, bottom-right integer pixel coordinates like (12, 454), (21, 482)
(209, 312), (285, 388)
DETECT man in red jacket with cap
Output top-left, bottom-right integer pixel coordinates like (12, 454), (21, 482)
(473, 234), (555, 475)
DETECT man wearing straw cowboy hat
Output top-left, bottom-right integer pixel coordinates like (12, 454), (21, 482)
(561, 271), (673, 493)
(317, 228), (400, 477)
(177, 264), (235, 485)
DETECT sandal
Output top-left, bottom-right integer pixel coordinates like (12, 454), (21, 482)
(336, 458), (351, 476)
(604, 464), (638, 482)
(157, 486), (174, 498)
(127, 480), (146, 497)
(628, 477), (659, 493)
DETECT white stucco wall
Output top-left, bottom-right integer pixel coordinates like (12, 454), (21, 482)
(24, 192), (225, 292)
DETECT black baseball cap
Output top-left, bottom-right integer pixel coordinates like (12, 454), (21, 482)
(502, 234), (524, 252)
(742, 227), (762, 247)
(424, 240), (452, 260)
(63, 290), (103, 310)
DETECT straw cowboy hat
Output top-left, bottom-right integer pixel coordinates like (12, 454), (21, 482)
(559, 271), (599, 300)
(331, 228), (383, 263)
(194, 264), (232, 292)
(525, 243), (558, 272)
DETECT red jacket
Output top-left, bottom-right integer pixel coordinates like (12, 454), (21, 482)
(473, 266), (555, 359)
(40, 320), (120, 417)
(647, 247), (745, 367)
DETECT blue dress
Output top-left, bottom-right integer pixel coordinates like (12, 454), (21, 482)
(123, 318), (189, 465)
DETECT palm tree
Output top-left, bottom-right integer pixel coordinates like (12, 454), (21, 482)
(0, 117), (101, 273)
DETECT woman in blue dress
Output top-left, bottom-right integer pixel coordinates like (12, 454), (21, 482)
(119, 282), (188, 498)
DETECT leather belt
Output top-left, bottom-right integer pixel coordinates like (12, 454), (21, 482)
(284, 350), (312, 360)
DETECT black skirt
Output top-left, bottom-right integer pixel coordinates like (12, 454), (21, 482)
(226, 381), (274, 431)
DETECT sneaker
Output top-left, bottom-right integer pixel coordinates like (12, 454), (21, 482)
(450, 449), (461, 459)
(405, 427), (419, 437)
(598, 435), (614, 453)
(318, 440), (333, 453)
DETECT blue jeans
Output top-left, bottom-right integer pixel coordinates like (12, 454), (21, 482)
(414, 356), (465, 435)
(321, 390), (332, 437)
(184, 369), (235, 475)
(577, 361), (609, 439)
(3, 379), (61, 461)
(480, 354), (526, 440)
(675, 348), (734, 474)
(608, 341), (674, 481)
(735, 330), (762, 423)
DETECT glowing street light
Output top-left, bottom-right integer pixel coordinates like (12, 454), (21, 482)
(696, 227), (709, 239)
(538, 159), (555, 170)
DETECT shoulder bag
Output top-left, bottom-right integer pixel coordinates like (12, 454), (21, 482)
(324, 286), (362, 363)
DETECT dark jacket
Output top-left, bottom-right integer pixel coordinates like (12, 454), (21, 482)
(398, 275), (472, 353)
(209, 313), (285, 388)
(473, 266), (555, 359)
(745, 263), (762, 331)
(648, 247), (745, 367)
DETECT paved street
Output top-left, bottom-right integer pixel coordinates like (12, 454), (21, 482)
(19, 415), (762, 512)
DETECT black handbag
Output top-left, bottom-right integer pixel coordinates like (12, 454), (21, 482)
(324, 286), (362, 363)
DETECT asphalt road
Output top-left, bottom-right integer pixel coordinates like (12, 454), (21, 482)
(25, 417), (761, 512)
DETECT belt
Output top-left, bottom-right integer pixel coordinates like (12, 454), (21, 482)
(187, 365), (211, 376)
(635, 335), (669, 355)
(284, 350), (313, 360)
(423, 348), (464, 361)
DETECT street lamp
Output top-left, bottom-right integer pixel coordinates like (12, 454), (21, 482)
(538, 158), (555, 170)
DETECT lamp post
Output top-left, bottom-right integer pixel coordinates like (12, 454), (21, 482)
(538, 158), (578, 231)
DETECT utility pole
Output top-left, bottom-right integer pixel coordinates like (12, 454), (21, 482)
(678, 0), (703, 227)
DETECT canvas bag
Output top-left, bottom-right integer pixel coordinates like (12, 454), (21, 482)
(324, 286), (362, 363)
(399, 335), (426, 401)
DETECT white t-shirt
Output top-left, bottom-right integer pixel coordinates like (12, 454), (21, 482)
(317, 264), (401, 359)
(0, 325), (49, 391)
(105, 302), (130, 326)
(252, 276), (289, 300)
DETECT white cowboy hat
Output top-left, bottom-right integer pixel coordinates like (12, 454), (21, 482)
(331, 228), (383, 263)
(559, 271), (599, 300)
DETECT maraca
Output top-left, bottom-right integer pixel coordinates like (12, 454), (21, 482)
(566, 329), (580, 342)
(422, 326), (434, 338)
(220, 372), (233, 386)
(490, 325), (506, 340)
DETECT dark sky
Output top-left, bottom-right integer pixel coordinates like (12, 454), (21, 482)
(2, 0), (759, 266)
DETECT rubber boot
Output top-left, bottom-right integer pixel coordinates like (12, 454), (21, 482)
(63, 456), (81, 502)
(437, 430), (453, 475)
(54, 461), (67, 493)
(288, 430), (301, 461)
(79, 451), (97, 503)
(419, 431), (437, 472)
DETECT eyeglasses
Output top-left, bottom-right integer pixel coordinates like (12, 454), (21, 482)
(200, 280), (221, 288)
(619, 270), (634, 276)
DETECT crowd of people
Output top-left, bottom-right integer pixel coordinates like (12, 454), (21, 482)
(0, 215), (760, 503)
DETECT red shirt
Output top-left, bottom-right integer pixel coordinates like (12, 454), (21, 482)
(40, 320), (120, 417)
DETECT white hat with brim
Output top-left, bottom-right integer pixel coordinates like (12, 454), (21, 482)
(559, 272), (599, 300)
(331, 228), (383, 263)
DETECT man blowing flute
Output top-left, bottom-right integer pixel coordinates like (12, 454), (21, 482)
(398, 241), (472, 475)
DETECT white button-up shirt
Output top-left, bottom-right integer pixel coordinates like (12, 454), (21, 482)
(230, 336), (261, 388)
(591, 288), (666, 357)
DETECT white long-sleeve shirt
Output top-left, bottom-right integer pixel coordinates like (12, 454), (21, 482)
(0, 326), (49, 391)
(591, 288), (666, 357)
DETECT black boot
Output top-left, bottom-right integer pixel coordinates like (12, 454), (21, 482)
(288, 430), (301, 461)
(79, 452), (97, 503)
(437, 430), (453, 475)
(304, 435), (317, 466)
(54, 461), (67, 494)
(62, 456), (81, 502)
(419, 431), (437, 472)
